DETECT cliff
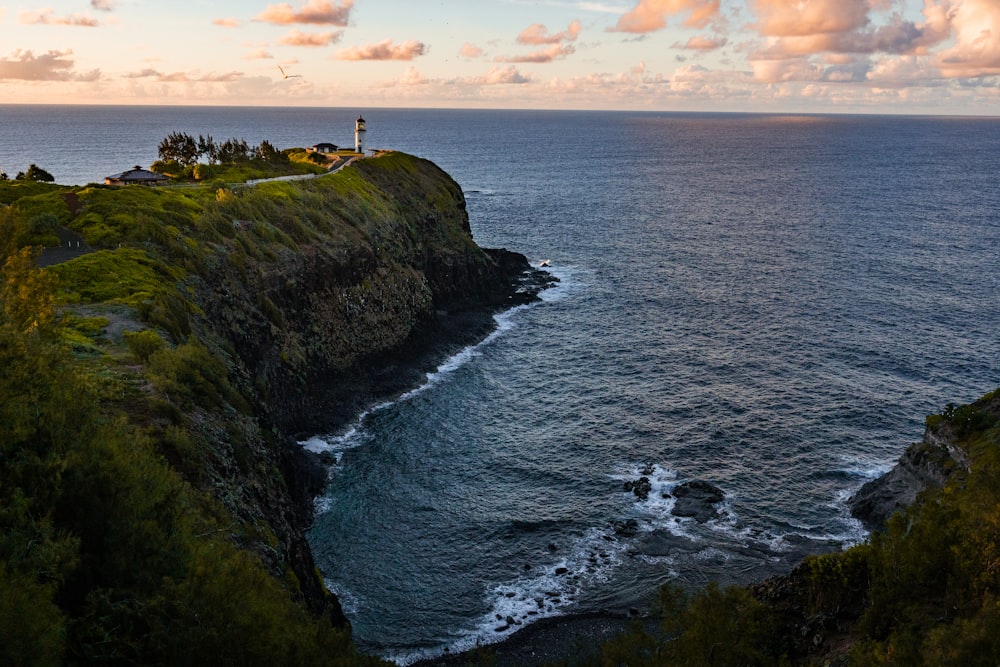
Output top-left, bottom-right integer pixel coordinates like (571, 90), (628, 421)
(0, 152), (552, 663)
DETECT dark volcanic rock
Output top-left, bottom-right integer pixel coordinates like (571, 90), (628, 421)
(849, 432), (961, 530)
(623, 476), (652, 501)
(671, 480), (725, 523)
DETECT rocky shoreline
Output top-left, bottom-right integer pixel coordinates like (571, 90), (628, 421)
(406, 419), (969, 666)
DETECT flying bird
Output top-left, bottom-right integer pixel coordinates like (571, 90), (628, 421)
(278, 65), (302, 80)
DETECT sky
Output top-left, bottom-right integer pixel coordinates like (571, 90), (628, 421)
(1, 0), (999, 114)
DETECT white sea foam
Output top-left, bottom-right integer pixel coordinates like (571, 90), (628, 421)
(610, 463), (692, 537)
(536, 263), (583, 304)
(836, 454), (894, 481)
(388, 524), (630, 665)
(300, 280), (557, 459)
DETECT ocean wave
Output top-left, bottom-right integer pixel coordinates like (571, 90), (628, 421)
(299, 286), (558, 461)
(388, 524), (630, 665)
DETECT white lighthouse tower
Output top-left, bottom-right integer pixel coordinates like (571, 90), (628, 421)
(354, 115), (366, 154)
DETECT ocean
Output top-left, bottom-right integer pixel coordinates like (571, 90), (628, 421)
(4, 106), (999, 663)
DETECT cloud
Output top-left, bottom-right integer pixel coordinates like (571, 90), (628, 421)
(279, 29), (343, 46)
(244, 49), (274, 60)
(937, 0), (1000, 77)
(610, 0), (721, 33)
(460, 42), (483, 59)
(91, 0), (115, 11)
(499, 19), (581, 63)
(751, 0), (869, 38)
(517, 19), (582, 45)
(750, 57), (826, 83)
(213, 18), (240, 28)
(747, 0), (952, 61)
(19, 9), (99, 27)
(336, 39), (426, 61)
(677, 35), (726, 50)
(255, 0), (353, 26)
(476, 65), (533, 85)
(123, 68), (244, 83)
(496, 44), (576, 63)
(0, 49), (99, 80)
(378, 65), (531, 89)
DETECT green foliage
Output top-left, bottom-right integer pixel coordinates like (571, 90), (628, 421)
(16, 163), (55, 182)
(158, 132), (200, 166)
(146, 342), (241, 410)
(123, 328), (167, 361)
(50, 247), (183, 307)
(0, 245), (374, 665)
(0, 567), (65, 666)
(9, 191), (72, 229)
(0, 179), (67, 206)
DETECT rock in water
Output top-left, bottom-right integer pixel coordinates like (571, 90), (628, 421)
(671, 480), (725, 523)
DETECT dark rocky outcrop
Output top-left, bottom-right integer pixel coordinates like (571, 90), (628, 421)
(849, 426), (966, 530)
(671, 480), (725, 523)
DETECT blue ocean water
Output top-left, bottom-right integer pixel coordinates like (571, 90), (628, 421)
(4, 106), (999, 662)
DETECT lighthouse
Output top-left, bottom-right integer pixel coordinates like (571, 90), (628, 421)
(354, 115), (366, 154)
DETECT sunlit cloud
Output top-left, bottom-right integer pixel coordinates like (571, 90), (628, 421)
(255, 0), (353, 26)
(213, 18), (240, 28)
(279, 29), (343, 46)
(500, 19), (581, 63)
(460, 42), (484, 59)
(496, 44), (576, 63)
(517, 19), (582, 44)
(336, 39), (426, 61)
(378, 64), (531, 89)
(20, 9), (100, 27)
(123, 68), (244, 83)
(0, 49), (99, 80)
(610, 0), (720, 33)
(747, 0), (951, 61)
(936, 0), (1000, 77)
(91, 0), (115, 11)
(244, 49), (274, 60)
(677, 34), (726, 50)
(476, 65), (533, 84)
(751, 0), (868, 37)
(750, 57), (825, 83)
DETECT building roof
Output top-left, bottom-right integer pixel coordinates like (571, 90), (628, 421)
(105, 166), (168, 184)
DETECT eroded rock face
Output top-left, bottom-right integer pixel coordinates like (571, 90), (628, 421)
(849, 430), (963, 530)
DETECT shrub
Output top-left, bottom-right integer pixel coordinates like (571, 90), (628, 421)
(123, 329), (167, 362)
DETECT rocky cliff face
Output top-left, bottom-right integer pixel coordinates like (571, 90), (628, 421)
(849, 420), (968, 530)
(177, 153), (553, 622)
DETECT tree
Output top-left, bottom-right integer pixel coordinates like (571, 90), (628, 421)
(255, 139), (282, 163)
(14, 164), (55, 182)
(157, 132), (199, 166)
(216, 138), (252, 164)
(198, 134), (218, 163)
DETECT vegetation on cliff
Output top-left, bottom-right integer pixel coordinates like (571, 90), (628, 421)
(589, 389), (1000, 666)
(0, 151), (527, 664)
